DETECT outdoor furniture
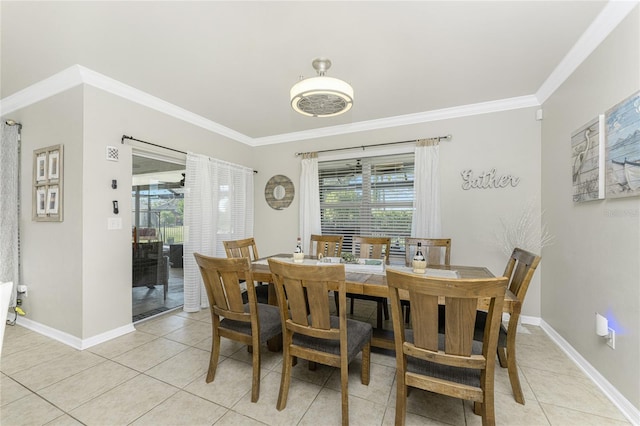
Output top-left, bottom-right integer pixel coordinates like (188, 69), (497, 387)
(132, 242), (169, 300)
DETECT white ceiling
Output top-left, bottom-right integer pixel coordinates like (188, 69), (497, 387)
(0, 1), (629, 145)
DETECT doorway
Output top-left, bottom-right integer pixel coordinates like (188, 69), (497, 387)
(132, 153), (186, 322)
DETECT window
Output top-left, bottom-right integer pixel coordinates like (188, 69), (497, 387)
(319, 153), (414, 259)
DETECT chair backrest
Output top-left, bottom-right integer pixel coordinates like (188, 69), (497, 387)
(194, 254), (258, 324)
(268, 258), (347, 348)
(504, 248), (541, 303)
(404, 238), (451, 267)
(353, 236), (391, 265)
(223, 237), (260, 261)
(309, 234), (343, 258)
(386, 269), (507, 396)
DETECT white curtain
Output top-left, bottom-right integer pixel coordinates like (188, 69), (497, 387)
(183, 152), (254, 312)
(299, 153), (321, 253)
(411, 138), (442, 238)
(0, 123), (20, 306)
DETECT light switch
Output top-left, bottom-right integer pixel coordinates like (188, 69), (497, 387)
(107, 217), (122, 230)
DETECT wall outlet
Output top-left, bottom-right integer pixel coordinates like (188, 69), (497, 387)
(607, 328), (615, 349)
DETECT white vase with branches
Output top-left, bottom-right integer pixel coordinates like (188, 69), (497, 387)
(494, 198), (554, 256)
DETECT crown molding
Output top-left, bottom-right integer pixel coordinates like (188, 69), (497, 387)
(251, 95), (540, 146)
(536, 0), (639, 105)
(0, 65), (253, 145)
(0, 65), (84, 116)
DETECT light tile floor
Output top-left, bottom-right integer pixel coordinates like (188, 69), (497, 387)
(1, 299), (631, 426)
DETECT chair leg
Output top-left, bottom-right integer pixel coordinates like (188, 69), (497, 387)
(251, 340), (261, 402)
(277, 346), (292, 411)
(395, 371), (407, 426)
(497, 346), (508, 368)
(340, 357), (349, 426)
(361, 342), (371, 385)
(507, 331), (524, 405)
(207, 326), (221, 383)
(334, 291), (340, 315)
(376, 302), (383, 329)
(506, 327), (525, 404)
(382, 299), (389, 320)
(404, 303), (411, 324)
(483, 387), (496, 426)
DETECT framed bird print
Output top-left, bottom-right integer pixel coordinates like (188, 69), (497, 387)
(571, 115), (604, 202)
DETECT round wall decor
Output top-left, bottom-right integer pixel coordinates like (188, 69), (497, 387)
(265, 174), (295, 210)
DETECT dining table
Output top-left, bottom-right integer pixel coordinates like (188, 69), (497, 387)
(251, 254), (520, 350)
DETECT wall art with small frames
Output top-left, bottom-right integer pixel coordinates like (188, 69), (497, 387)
(32, 144), (63, 222)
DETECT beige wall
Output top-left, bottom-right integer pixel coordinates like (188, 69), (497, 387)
(11, 86), (254, 340)
(254, 107), (543, 316)
(541, 8), (640, 408)
(15, 87), (85, 336)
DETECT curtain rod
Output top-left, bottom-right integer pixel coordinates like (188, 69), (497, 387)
(121, 135), (187, 155)
(294, 134), (452, 157)
(121, 134), (258, 173)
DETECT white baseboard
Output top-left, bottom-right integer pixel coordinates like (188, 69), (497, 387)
(539, 319), (640, 425)
(15, 317), (135, 350)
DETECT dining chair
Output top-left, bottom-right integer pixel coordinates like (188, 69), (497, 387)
(309, 234), (343, 258)
(268, 258), (372, 425)
(343, 236), (391, 329)
(193, 254), (282, 403)
(402, 238), (452, 322)
(404, 237), (451, 267)
(387, 268), (508, 426)
(223, 237), (268, 304)
(473, 247), (541, 405)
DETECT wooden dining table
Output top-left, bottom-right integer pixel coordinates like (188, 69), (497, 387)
(251, 254), (520, 350)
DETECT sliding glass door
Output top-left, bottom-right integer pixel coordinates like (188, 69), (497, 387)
(132, 154), (186, 322)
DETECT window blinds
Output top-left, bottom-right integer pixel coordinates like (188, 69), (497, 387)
(318, 153), (414, 258)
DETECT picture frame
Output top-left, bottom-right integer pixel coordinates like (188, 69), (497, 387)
(571, 115), (604, 202)
(605, 90), (640, 198)
(36, 187), (47, 215)
(48, 150), (60, 180)
(46, 186), (59, 214)
(36, 154), (47, 182)
(33, 144), (64, 222)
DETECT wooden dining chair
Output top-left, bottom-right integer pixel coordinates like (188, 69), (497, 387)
(404, 237), (451, 267)
(309, 234), (343, 258)
(343, 236), (391, 329)
(268, 258), (372, 426)
(473, 247), (541, 405)
(403, 238), (452, 322)
(387, 268), (508, 426)
(193, 254), (282, 403)
(223, 237), (268, 304)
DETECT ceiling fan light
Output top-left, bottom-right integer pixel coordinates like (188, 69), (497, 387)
(290, 59), (354, 117)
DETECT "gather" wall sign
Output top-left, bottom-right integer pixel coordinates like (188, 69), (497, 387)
(461, 169), (520, 190)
